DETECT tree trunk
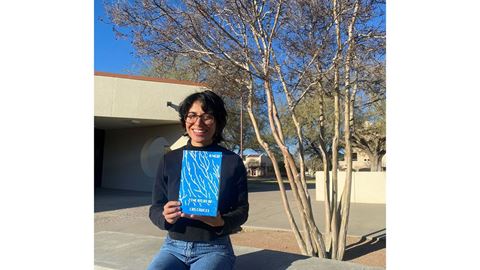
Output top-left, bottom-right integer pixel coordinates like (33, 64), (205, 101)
(318, 93), (332, 254)
(274, 57), (326, 257)
(244, 78), (308, 255)
(369, 153), (384, 172)
(329, 0), (342, 259)
(263, 79), (316, 256)
(330, 90), (340, 259)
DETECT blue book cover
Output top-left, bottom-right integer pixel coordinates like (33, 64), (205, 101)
(178, 150), (222, 217)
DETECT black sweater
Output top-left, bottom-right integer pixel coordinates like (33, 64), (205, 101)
(149, 140), (249, 242)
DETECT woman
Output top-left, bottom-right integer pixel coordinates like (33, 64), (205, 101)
(147, 90), (249, 270)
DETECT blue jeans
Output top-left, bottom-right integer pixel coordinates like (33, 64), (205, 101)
(146, 235), (236, 270)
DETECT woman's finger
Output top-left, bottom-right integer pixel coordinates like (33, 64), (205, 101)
(164, 206), (180, 214)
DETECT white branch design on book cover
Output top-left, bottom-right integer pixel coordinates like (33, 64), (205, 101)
(179, 150), (222, 217)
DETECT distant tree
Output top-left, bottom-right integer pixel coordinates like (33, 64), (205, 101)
(351, 62), (386, 171)
(141, 55), (208, 82)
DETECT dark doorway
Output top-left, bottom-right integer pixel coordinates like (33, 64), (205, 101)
(94, 128), (106, 188)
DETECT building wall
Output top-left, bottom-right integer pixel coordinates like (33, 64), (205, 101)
(95, 73), (206, 121)
(94, 72), (204, 192)
(101, 124), (186, 192)
(244, 154), (274, 177)
(339, 149), (387, 171)
(315, 171), (386, 204)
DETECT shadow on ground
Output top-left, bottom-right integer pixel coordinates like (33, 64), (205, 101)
(235, 249), (310, 270)
(94, 178), (314, 212)
(343, 229), (386, 261)
(94, 188), (152, 212)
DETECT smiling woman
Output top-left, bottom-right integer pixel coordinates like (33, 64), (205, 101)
(147, 90), (249, 270)
(184, 102), (217, 147)
(178, 91), (228, 147)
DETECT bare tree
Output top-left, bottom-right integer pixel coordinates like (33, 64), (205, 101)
(272, 0), (384, 259)
(105, 0), (385, 260)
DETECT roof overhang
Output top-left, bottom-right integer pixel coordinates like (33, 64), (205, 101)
(94, 72), (207, 130)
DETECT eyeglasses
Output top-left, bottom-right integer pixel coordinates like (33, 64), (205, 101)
(185, 113), (215, 125)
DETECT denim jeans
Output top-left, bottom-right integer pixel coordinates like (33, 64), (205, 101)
(146, 235), (236, 270)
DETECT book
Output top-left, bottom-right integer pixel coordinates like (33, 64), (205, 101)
(178, 150), (223, 217)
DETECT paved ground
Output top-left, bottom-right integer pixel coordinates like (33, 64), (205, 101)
(94, 181), (386, 269)
(245, 182), (386, 238)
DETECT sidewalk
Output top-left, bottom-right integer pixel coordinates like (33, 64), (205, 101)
(94, 184), (386, 269)
(245, 181), (386, 238)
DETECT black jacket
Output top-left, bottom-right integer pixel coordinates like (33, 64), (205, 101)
(149, 140), (249, 242)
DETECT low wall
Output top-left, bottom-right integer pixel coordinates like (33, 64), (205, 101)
(315, 171), (386, 204)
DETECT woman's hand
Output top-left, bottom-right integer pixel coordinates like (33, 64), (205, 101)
(181, 211), (225, 227)
(163, 201), (182, 224)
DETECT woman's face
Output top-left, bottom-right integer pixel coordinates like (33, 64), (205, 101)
(185, 100), (216, 147)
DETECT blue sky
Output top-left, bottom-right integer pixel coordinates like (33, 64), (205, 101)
(94, 1), (258, 156)
(95, 0), (142, 74)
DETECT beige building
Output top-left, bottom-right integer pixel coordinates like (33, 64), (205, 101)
(339, 148), (386, 171)
(243, 154), (274, 177)
(94, 72), (206, 191)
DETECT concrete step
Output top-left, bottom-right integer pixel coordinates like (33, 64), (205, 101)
(95, 231), (385, 270)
